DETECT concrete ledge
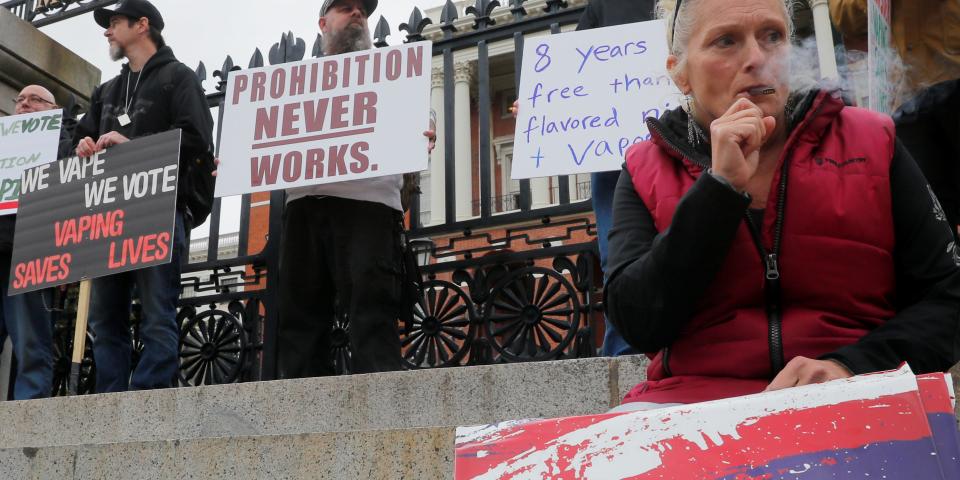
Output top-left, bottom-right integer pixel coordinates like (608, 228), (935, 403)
(0, 427), (455, 480)
(0, 356), (640, 449)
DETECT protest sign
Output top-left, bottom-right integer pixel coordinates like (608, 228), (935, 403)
(8, 130), (181, 294)
(454, 366), (960, 479)
(867, 0), (893, 113)
(512, 20), (681, 179)
(0, 109), (63, 214)
(215, 42), (432, 197)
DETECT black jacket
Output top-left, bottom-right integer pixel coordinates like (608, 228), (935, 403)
(606, 98), (960, 376)
(894, 79), (960, 230)
(576, 0), (656, 30)
(72, 46), (214, 226)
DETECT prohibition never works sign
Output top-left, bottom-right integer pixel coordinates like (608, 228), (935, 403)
(215, 41), (432, 197)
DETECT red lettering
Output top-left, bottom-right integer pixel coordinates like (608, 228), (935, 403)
(231, 74), (248, 105)
(57, 253), (71, 280)
(330, 95), (349, 129)
(250, 72), (267, 102)
(254, 106), (279, 141)
(12, 254), (71, 289)
(386, 50), (402, 81)
(327, 145), (349, 177)
(322, 59), (339, 90)
(303, 99), (329, 132)
(280, 103), (301, 137)
(349, 142), (370, 174)
(353, 92), (378, 126)
(282, 151), (303, 182)
(269, 68), (285, 99)
(155, 232), (170, 261)
(289, 65), (306, 96)
(250, 154), (281, 187)
(407, 45), (424, 78)
(305, 148), (325, 180)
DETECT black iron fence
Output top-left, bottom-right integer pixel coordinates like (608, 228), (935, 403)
(16, 0), (604, 394)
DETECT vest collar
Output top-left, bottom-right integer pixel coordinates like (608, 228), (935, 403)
(645, 89), (844, 169)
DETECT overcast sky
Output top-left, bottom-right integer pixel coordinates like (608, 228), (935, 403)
(39, 0), (446, 240)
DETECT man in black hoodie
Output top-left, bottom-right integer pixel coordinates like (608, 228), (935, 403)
(73, 0), (214, 392)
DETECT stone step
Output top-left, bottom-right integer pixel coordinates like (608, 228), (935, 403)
(0, 356), (650, 450)
(0, 426), (455, 479)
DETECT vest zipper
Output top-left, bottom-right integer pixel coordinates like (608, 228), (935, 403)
(661, 346), (673, 377)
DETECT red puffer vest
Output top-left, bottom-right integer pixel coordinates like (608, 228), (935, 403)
(622, 91), (897, 405)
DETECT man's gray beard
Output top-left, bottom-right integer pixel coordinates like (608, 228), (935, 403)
(323, 23), (373, 55)
(109, 44), (125, 61)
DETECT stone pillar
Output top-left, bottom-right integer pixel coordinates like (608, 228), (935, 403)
(428, 68), (446, 226)
(454, 62), (475, 221)
(809, 0), (840, 79)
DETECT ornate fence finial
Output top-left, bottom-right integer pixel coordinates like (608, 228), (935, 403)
(312, 34), (324, 58)
(466, 0), (500, 31)
(373, 16), (391, 47)
(195, 61), (207, 90)
(214, 56), (238, 92)
(399, 7), (433, 43)
(544, 0), (568, 13)
(269, 31), (306, 65)
(509, 0), (527, 19)
(440, 0), (460, 38)
(249, 48), (264, 69)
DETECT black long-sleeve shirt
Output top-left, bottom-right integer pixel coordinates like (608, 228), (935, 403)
(605, 140), (960, 375)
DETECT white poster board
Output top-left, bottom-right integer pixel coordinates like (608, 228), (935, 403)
(0, 109), (63, 215)
(512, 20), (681, 179)
(215, 42), (432, 197)
(867, 0), (893, 113)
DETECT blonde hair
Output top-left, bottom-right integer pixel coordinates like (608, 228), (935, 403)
(656, 0), (796, 64)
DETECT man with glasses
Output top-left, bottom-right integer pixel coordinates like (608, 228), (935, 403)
(0, 85), (61, 400)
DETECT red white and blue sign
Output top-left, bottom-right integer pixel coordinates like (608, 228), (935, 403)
(454, 366), (959, 479)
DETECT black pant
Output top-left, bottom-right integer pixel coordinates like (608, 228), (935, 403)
(278, 196), (403, 377)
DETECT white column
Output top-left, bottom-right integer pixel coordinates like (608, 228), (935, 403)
(428, 68), (446, 226)
(531, 177), (551, 209)
(810, 0), (840, 79)
(454, 62), (475, 221)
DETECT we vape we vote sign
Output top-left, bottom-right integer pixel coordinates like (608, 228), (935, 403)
(9, 131), (180, 294)
(512, 20), (681, 179)
(0, 109), (63, 214)
(215, 42), (432, 197)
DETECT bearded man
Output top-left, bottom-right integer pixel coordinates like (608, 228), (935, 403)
(277, 0), (435, 377)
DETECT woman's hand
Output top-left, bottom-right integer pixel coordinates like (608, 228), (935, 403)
(764, 356), (853, 392)
(709, 98), (776, 191)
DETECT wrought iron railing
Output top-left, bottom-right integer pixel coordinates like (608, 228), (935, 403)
(43, 0), (602, 395)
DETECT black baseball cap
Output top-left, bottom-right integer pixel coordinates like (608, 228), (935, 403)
(320, 0), (377, 16)
(94, 0), (164, 31)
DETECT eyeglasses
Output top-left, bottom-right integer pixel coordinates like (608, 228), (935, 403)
(13, 95), (56, 107)
(671, 0), (683, 51)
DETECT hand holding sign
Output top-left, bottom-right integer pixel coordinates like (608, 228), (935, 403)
(215, 42), (432, 197)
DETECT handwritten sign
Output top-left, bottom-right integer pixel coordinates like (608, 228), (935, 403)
(868, 0), (893, 113)
(0, 109), (63, 214)
(8, 131), (180, 294)
(512, 20), (680, 179)
(215, 42), (432, 197)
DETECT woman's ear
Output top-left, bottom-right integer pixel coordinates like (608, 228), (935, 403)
(666, 55), (690, 94)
